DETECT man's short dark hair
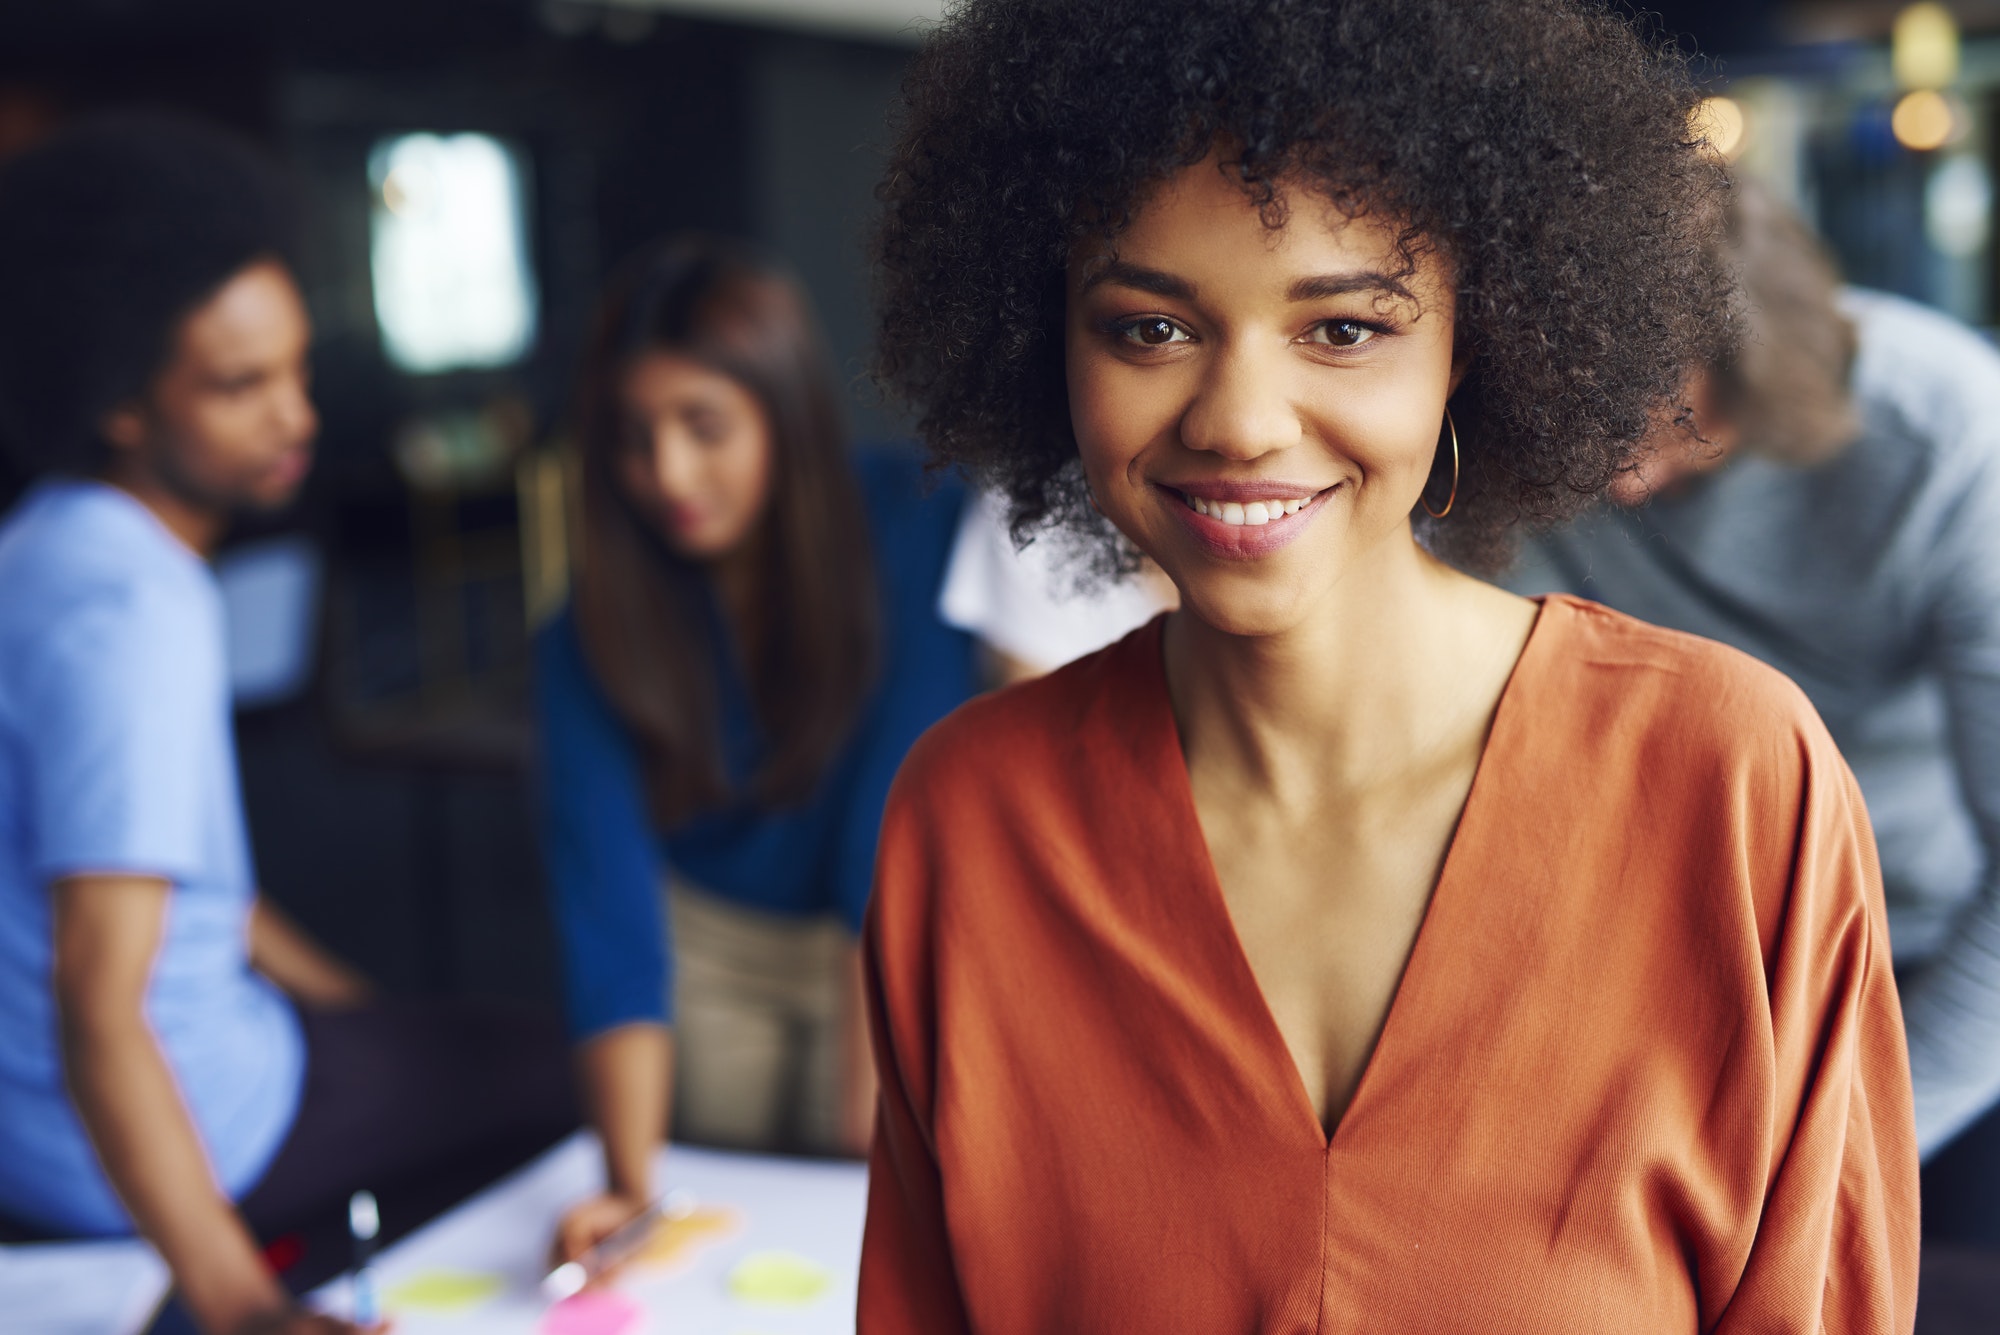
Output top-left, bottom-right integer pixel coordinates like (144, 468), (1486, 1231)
(0, 113), (296, 478)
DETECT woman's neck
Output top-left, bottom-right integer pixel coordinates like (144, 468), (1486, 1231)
(1164, 533), (1532, 806)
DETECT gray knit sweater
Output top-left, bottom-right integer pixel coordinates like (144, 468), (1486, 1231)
(1509, 288), (2000, 1157)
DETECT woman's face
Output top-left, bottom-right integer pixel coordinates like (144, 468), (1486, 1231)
(613, 350), (776, 560)
(1065, 156), (1462, 637)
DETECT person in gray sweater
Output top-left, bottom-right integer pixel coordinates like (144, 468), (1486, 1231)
(1509, 181), (2000, 1240)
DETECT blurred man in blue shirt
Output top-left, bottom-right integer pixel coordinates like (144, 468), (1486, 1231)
(0, 116), (573, 1334)
(1509, 180), (2000, 1244)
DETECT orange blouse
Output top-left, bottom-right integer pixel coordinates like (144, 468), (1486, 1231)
(859, 596), (1918, 1333)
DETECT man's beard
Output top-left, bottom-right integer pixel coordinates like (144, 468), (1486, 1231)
(151, 430), (293, 518)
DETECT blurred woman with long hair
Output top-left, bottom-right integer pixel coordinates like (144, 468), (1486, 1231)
(535, 234), (975, 1261)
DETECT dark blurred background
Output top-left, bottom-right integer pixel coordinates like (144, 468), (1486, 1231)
(0, 0), (1987, 1014)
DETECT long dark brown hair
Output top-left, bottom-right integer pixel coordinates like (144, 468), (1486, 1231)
(571, 234), (879, 827)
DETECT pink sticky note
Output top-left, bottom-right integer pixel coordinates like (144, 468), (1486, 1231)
(540, 1290), (641, 1335)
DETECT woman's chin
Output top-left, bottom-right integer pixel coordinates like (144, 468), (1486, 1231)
(1173, 577), (1323, 641)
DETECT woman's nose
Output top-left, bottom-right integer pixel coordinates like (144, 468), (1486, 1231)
(648, 429), (697, 498)
(1178, 344), (1303, 461)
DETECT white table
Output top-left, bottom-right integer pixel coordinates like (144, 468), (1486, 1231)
(0, 1236), (171, 1335)
(310, 1134), (868, 1334)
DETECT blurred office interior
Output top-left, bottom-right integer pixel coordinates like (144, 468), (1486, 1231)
(0, 0), (1990, 1012)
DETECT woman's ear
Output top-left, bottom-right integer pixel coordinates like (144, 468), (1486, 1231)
(1447, 344), (1472, 399)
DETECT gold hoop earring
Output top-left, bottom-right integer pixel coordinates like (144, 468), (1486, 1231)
(1422, 407), (1459, 520)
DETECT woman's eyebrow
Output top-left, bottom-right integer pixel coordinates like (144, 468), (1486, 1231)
(1080, 262), (1414, 305)
(1287, 271), (1413, 302)
(1080, 260), (1196, 300)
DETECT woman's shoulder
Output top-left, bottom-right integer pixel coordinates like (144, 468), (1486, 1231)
(851, 443), (969, 602)
(1528, 598), (1878, 971)
(531, 602), (617, 721)
(891, 618), (1164, 812)
(1537, 593), (1842, 776)
(532, 601), (585, 672)
(852, 442), (965, 527)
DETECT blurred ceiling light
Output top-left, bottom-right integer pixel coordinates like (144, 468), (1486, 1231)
(1892, 88), (1962, 151)
(1892, 3), (1960, 90)
(598, 0), (947, 43)
(369, 134), (540, 375)
(1926, 154), (1992, 258)
(1692, 96), (1748, 159)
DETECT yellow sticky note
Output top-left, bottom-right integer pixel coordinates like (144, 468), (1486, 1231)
(727, 1251), (832, 1307)
(633, 1204), (743, 1272)
(384, 1269), (505, 1314)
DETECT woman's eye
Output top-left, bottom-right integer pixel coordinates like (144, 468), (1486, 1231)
(1305, 320), (1376, 349)
(1118, 317), (1190, 348)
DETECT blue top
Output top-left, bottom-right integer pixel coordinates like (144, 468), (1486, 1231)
(535, 448), (978, 1039)
(1509, 289), (2000, 1156)
(0, 481), (304, 1236)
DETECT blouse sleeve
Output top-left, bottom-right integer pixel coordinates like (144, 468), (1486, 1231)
(857, 756), (974, 1335)
(1713, 754), (1919, 1333)
(533, 610), (672, 1040)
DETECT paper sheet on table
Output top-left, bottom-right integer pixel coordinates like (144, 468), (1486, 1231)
(0, 1237), (171, 1335)
(310, 1133), (866, 1334)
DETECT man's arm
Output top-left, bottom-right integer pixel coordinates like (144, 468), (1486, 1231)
(247, 897), (371, 1009)
(1901, 423), (2000, 1155)
(54, 874), (361, 1335)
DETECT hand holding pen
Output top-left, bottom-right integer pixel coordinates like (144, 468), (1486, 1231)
(544, 1189), (696, 1298)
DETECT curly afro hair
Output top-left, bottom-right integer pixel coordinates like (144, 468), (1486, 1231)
(0, 113), (296, 479)
(873, 0), (1733, 573)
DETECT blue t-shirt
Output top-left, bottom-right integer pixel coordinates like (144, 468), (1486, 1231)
(0, 480), (303, 1236)
(535, 448), (979, 1039)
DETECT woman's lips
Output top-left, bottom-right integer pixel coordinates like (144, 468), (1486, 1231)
(1159, 481), (1336, 559)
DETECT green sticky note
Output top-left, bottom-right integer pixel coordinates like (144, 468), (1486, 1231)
(726, 1251), (833, 1307)
(384, 1268), (505, 1314)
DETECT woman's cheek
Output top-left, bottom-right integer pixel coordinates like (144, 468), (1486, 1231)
(1072, 358), (1169, 470)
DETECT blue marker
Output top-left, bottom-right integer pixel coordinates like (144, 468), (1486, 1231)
(348, 1190), (380, 1325)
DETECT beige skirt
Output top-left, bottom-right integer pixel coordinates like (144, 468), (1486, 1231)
(667, 879), (849, 1155)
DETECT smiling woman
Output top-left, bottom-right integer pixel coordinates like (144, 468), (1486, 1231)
(859, 1), (1919, 1332)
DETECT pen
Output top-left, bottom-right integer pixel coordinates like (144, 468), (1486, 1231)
(541, 1189), (695, 1301)
(349, 1190), (380, 1326)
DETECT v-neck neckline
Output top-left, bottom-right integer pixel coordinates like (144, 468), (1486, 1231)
(1140, 596), (1556, 1151)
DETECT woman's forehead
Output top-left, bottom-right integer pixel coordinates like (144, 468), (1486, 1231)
(1070, 158), (1448, 308)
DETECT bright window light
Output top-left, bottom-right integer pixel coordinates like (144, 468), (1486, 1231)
(369, 133), (539, 374)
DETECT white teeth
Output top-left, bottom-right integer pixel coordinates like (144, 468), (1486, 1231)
(1181, 491), (1317, 524)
